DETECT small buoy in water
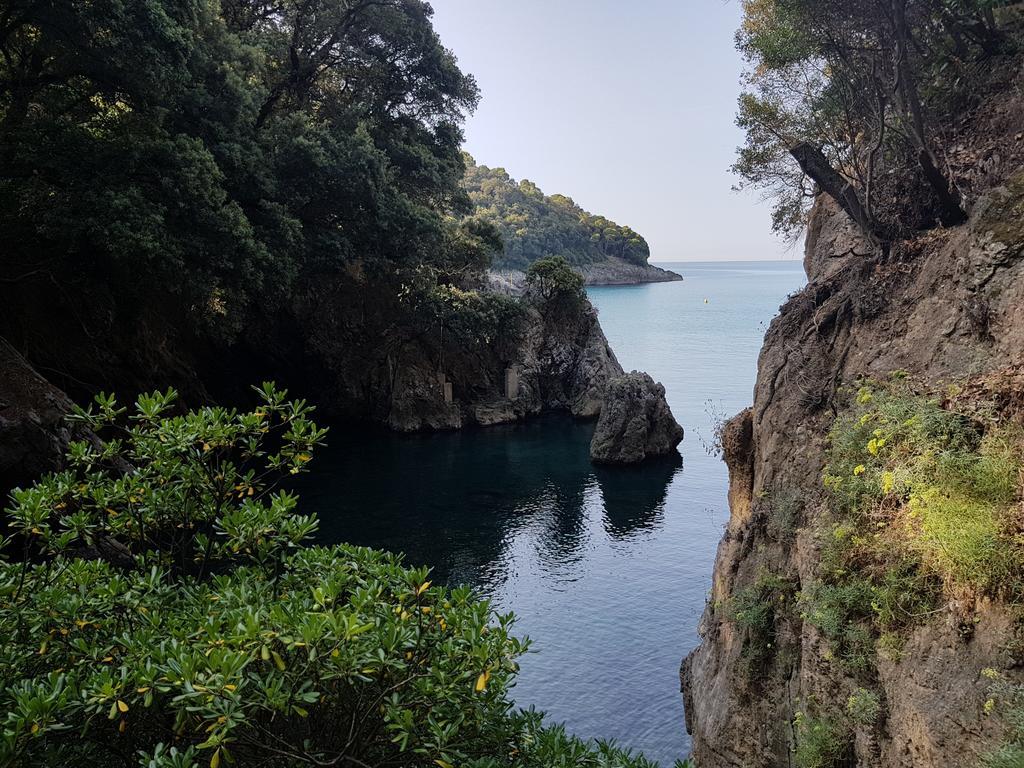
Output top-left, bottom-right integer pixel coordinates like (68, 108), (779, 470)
(704, 298), (709, 304)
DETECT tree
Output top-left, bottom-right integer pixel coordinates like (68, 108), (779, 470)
(0, 0), (479, 348)
(525, 256), (586, 308)
(462, 156), (651, 270)
(733, 0), (1004, 247)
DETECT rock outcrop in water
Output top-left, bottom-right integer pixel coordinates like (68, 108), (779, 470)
(383, 295), (625, 432)
(589, 372), (683, 464)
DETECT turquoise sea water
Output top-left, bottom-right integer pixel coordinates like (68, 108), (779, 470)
(301, 260), (807, 764)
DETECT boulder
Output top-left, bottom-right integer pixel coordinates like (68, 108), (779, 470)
(0, 338), (77, 495)
(589, 372), (683, 464)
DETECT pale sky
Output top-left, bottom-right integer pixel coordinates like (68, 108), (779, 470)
(429, 0), (795, 262)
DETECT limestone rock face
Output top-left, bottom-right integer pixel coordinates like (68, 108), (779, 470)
(0, 338), (76, 495)
(589, 372), (683, 464)
(378, 297), (625, 432)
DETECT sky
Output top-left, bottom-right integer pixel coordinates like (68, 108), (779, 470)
(428, 0), (796, 262)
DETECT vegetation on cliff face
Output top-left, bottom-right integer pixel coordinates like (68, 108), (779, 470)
(730, 377), (1024, 763)
(462, 157), (651, 271)
(822, 381), (1023, 603)
(734, 0), (1016, 244)
(0, 387), (668, 768)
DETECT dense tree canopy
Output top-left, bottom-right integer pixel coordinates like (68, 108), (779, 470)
(0, 0), (482, 339)
(733, 0), (1014, 246)
(462, 156), (651, 271)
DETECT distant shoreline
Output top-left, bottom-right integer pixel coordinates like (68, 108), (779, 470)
(488, 261), (683, 292)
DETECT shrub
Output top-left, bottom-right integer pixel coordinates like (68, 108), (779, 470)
(0, 386), (659, 768)
(823, 380), (1023, 599)
(428, 285), (526, 351)
(766, 487), (803, 542)
(983, 670), (1024, 768)
(727, 573), (796, 682)
(800, 579), (877, 675)
(525, 256), (586, 309)
(845, 689), (881, 727)
(792, 712), (851, 768)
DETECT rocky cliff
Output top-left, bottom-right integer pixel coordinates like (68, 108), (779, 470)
(681, 170), (1024, 766)
(0, 277), (686, 500)
(380, 295), (625, 432)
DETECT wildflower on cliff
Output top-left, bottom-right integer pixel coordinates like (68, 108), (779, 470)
(853, 465), (866, 476)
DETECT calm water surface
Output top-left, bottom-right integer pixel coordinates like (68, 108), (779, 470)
(301, 260), (806, 764)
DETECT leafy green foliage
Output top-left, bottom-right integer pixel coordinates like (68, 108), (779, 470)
(0, 0), (480, 341)
(792, 712), (851, 768)
(6, 383), (326, 577)
(799, 578), (880, 674)
(525, 256), (586, 310)
(845, 688), (880, 727)
(463, 157), (651, 270)
(734, 0), (1008, 240)
(804, 378), (1023, 674)
(427, 285), (527, 351)
(824, 381), (1024, 598)
(0, 387), (665, 768)
(726, 573), (796, 683)
(765, 486), (803, 542)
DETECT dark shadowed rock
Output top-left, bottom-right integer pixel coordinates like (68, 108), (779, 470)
(589, 372), (683, 464)
(0, 338), (77, 496)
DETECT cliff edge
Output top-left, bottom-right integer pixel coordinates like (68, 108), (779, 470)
(682, 171), (1024, 766)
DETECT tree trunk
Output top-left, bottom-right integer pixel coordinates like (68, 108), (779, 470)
(789, 142), (888, 249)
(890, 0), (968, 227)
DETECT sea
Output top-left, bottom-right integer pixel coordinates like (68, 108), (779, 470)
(301, 260), (807, 764)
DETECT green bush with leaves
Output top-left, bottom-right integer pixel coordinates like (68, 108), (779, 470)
(845, 688), (880, 728)
(0, 386), (665, 768)
(792, 711), (851, 768)
(726, 573), (796, 683)
(427, 285), (526, 352)
(525, 256), (586, 311)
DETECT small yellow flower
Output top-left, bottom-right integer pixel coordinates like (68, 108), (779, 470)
(475, 669), (491, 692)
(853, 465), (866, 476)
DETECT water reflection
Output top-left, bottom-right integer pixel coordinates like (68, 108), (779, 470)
(298, 414), (682, 590)
(595, 455), (682, 541)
